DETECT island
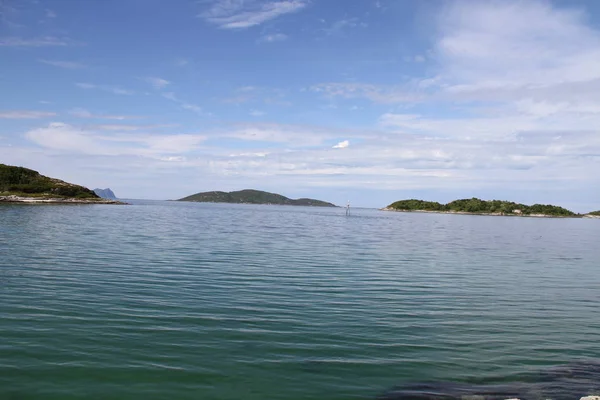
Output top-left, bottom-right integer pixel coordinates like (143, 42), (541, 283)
(0, 164), (124, 204)
(178, 189), (336, 207)
(383, 198), (581, 218)
(94, 188), (118, 200)
(585, 210), (600, 219)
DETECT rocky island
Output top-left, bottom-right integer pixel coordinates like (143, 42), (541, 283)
(94, 188), (118, 200)
(178, 189), (336, 207)
(0, 164), (124, 204)
(382, 198), (594, 218)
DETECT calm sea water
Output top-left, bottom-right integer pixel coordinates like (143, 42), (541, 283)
(1, 201), (600, 400)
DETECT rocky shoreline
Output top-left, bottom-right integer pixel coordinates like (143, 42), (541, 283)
(0, 195), (126, 204)
(381, 207), (596, 219)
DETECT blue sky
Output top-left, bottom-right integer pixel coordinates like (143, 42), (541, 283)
(1, 0), (600, 210)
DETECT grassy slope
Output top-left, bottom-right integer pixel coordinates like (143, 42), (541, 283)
(0, 164), (99, 199)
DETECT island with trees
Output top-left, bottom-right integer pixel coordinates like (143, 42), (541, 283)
(0, 164), (123, 204)
(383, 198), (590, 218)
(178, 189), (336, 207)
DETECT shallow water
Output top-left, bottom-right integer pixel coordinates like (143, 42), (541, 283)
(1, 201), (599, 399)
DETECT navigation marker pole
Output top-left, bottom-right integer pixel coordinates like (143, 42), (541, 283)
(346, 200), (350, 216)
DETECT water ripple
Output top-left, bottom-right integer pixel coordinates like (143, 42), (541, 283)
(1, 201), (600, 399)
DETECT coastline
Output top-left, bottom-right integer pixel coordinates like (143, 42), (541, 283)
(381, 207), (593, 219)
(0, 195), (126, 205)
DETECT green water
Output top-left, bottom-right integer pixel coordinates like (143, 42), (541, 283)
(1, 201), (599, 399)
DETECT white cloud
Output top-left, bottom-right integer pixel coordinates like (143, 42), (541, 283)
(219, 122), (346, 146)
(143, 77), (170, 89)
(75, 83), (134, 95)
(25, 122), (206, 156)
(200, 0), (308, 29)
(0, 36), (69, 47)
(46, 9), (57, 18)
(435, 1), (600, 97)
(333, 140), (349, 149)
(258, 33), (288, 43)
(69, 108), (142, 120)
(39, 59), (86, 69)
(0, 110), (57, 119)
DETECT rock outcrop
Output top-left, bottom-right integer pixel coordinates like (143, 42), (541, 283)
(93, 188), (117, 200)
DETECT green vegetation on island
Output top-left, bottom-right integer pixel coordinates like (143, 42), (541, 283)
(0, 163), (101, 200)
(178, 189), (336, 207)
(385, 198), (577, 217)
(588, 210), (600, 216)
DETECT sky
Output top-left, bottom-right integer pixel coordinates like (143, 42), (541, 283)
(1, 0), (600, 211)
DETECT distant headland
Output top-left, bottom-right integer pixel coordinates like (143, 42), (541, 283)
(383, 198), (599, 218)
(178, 189), (336, 207)
(94, 188), (118, 200)
(0, 164), (124, 204)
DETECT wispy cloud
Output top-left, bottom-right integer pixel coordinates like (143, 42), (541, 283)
(223, 86), (290, 106)
(249, 110), (266, 117)
(142, 77), (170, 89)
(175, 58), (189, 67)
(404, 54), (425, 63)
(69, 108), (143, 121)
(0, 36), (70, 47)
(39, 59), (86, 69)
(0, 110), (57, 119)
(91, 124), (176, 131)
(46, 9), (57, 18)
(311, 82), (422, 104)
(322, 18), (367, 36)
(200, 0), (308, 29)
(162, 92), (205, 115)
(75, 83), (135, 96)
(25, 122), (206, 157)
(258, 33), (288, 43)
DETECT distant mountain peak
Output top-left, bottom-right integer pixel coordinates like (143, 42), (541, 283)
(93, 188), (117, 200)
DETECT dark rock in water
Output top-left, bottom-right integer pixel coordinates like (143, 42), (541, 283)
(378, 382), (525, 400)
(378, 361), (600, 400)
(93, 188), (117, 200)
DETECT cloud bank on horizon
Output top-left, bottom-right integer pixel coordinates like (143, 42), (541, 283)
(0, 0), (599, 210)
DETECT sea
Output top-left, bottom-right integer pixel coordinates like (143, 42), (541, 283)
(1, 200), (600, 400)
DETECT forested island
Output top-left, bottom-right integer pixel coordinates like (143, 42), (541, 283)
(383, 198), (591, 218)
(0, 164), (123, 204)
(178, 189), (336, 207)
